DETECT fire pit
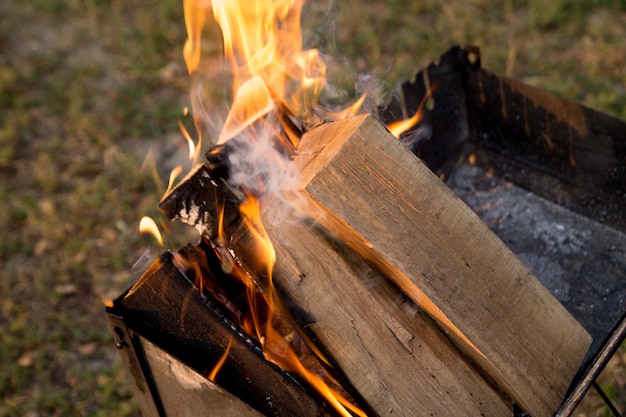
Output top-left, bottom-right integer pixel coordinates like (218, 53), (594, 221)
(107, 43), (625, 417)
(378, 45), (626, 416)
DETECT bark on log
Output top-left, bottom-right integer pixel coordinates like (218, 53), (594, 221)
(285, 114), (591, 417)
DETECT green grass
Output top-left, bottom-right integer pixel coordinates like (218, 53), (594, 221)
(0, 0), (624, 415)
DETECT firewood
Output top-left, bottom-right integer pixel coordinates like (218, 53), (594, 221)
(158, 158), (512, 416)
(120, 248), (336, 417)
(159, 163), (240, 239)
(140, 337), (265, 417)
(254, 205), (513, 417)
(286, 114), (591, 417)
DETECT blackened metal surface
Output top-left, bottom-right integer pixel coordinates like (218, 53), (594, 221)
(383, 45), (626, 415)
(464, 57), (626, 235)
(106, 312), (165, 417)
(377, 45), (473, 171)
(383, 44), (626, 234)
(140, 336), (264, 417)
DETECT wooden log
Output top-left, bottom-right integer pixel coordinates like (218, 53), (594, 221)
(158, 161), (512, 416)
(140, 336), (264, 417)
(159, 163), (240, 239)
(254, 205), (513, 417)
(118, 248), (336, 417)
(286, 114), (592, 417)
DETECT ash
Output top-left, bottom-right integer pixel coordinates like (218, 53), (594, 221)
(446, 163), (626, 358)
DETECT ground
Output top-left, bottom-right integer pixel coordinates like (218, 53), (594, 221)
(0, 0), (625, 416)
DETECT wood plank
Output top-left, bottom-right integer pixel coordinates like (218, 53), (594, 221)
(159, 164), (511, 416)
(141, 336), (264, 417)
(286, 113), (591, 417)
(254, 206), (513, 417)
(118, 249), (335, 417)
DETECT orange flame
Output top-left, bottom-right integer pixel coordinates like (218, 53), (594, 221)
(182, 1), (367, 414)
(238, 196), (276, 280)
(237, 196), (276, 343)
(182, 0), (362, 147)
(237, 196), (364, 417)
(386, 82), (439, 138)
(387, 108), (423, 138)
(179, 119), (202, 161)
(183, 0), (206, 75)
(139, 216), (163, 245)
(210, 0), (325, 119)
(208, 338), (232, 382)
(102, 295), (114, 308)
(164, 166), (184, 197)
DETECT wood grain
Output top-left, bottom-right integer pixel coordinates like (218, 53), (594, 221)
(287, 114), (591, 417)
(262, 205), (512, 417)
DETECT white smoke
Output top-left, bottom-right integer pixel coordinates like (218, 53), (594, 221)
(222, 112), (291, 198)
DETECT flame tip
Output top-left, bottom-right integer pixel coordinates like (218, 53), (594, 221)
(139, 216), (164, 246)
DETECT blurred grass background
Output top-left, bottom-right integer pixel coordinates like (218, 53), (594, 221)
(0, 0), (624, 416)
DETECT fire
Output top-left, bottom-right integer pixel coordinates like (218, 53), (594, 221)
(387, 108), (423, 138)
(179, 116), (202, 161)
(236, 195), (365, 417)
(182, 0), (359, 147)
(208, 337), (232, 382)
(387, 82), (438, 138)
(178, 0), (368, 415)
(209, 0), (325, 126)
(164, 165), (184, 196)
(139, 216), (163, 245)
(102, 295), (114, 308)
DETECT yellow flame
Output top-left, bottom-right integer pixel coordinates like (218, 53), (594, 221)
(215, 0), (323, 135)
(183, 0), (362, 148)
(237, 196), (363, 417)
(387, 109), (423, 138)
(179, 120), (196, 159)
(139, 216), (163, 245)
(140, 149), (165, 193)
(183, 0), (207, 74)
(182, 1), (368, 414)
(217, 76), (276, 144)
(319, 93), (367, 121)
(164, 166), (184, 197)
(239, 197), (275, 269)
(387, 82), (439, 138)
(178, 120), (203, 162)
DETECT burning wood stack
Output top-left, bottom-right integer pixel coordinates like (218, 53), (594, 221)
(105, 2), (601, 417)
(132, 112), (591, 417)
